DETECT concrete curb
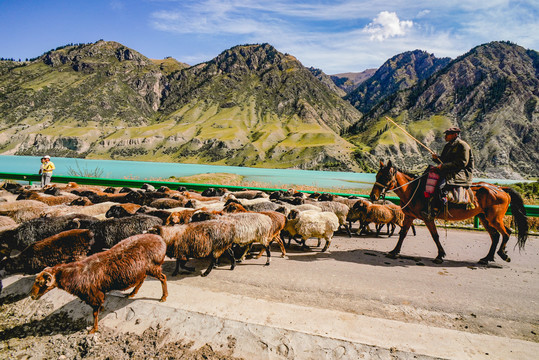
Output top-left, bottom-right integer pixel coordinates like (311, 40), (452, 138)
(2, 274), (537, 360)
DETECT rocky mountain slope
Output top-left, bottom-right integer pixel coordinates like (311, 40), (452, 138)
(0, 41), (362, 171)
(345, 50), (451, 113)
(330, 69), (377, 94)
(0, 40), (537, 178)
(347, 41), (539, 178)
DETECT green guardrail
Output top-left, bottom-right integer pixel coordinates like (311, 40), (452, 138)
(1, 172), (538, 228)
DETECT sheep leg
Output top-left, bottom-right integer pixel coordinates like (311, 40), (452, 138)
(316, 238), (322, 247)
(345, 223), (352, 238)
(388, 224), (396, 237)
(226, 248), (236, 270)
(88, 292), (105, 334)
(300, 238), (310, 250)
(264, 246), (271, 266)
(89, 306), (101, 334)
(173, 259), (195, 276)
(202, 257), (217, 277)
(375, 223), (382, 237)
(322, 237), (331, 252)
(148, 267), (168, 302)
(127, 275), (146, 298)
(275, 235), (287, 257)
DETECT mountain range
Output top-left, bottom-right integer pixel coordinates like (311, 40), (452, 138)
(0, 40), (537, 179)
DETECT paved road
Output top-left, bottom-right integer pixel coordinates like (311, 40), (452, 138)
(166, 225), (538, 343)
(2, 225), (538, 359)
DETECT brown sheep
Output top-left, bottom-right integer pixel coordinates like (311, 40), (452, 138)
(16, 189), (79, 206)
(164, 208), (200, 225)
(0, 229), (95, 275)
(150, 221), (237, 277)
(30, 234), (168, 334)
(353, 202), (405, 237)
(149, 197), (186, 209)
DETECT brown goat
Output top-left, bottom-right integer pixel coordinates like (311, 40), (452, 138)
(30, 234), (168, 334)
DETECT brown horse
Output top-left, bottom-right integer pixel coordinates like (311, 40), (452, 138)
(370, 160), (528, 264)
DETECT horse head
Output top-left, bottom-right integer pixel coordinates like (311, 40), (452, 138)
(370, 160), (397, 201)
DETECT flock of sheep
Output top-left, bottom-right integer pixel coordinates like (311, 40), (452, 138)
(0, 181), (408, 333)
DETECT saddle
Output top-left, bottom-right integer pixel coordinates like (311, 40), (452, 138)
(445, 186), (476, 209)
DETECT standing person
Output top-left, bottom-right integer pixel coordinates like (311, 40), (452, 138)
(423, 127), (474, 219)
(40, 155), (55, 188)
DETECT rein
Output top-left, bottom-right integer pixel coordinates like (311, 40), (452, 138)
(375, 172), (426, 210)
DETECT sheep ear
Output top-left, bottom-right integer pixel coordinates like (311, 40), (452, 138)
(387, 160), (392, 168)
(43, 271), (55, 287)
(379, 160), (385, 168)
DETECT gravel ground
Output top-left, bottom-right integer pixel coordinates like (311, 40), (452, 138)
(0, 293), (243, 360)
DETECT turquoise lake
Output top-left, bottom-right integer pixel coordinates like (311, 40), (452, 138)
(0, 155), (525, 190)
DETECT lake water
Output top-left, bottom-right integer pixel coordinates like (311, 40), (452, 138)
(0, 155), (376, 189)
(0, 155), (526, 190)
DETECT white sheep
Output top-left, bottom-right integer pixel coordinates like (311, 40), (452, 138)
(284, 209), (339, 252)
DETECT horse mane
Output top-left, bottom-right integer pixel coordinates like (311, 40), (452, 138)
(389, 164), (427, 203)
(391, 165), (421, 179)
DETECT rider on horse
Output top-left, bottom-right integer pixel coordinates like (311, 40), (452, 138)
(423, 127), (474, 219)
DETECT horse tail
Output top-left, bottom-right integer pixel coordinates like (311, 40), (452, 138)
(502, 187), (528, 250)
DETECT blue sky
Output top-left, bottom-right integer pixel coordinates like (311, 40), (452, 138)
(1, 0), (538, 74)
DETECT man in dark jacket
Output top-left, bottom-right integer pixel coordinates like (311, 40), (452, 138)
(423, 127), (474, 219)
(432, 127), (474, 186)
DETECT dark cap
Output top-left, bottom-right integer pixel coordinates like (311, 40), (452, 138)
(444, 127), (461, 134)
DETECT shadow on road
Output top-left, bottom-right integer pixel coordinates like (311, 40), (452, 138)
(285, 248), (498, 268)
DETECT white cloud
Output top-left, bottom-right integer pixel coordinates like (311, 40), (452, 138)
(147, 1), (539, 73)
(363, 11), (413, 41)
(416, 9), (430, 18)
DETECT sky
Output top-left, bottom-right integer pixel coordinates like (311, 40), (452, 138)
(1, 0), (538, 74)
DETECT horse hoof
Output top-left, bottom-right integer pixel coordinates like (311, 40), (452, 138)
(498, 252), (511, 262)
(478, 259), (488, 265)
(433, 258), (443, 264)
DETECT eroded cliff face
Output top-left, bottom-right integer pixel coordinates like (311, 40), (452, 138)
(348, 42), (539, 179)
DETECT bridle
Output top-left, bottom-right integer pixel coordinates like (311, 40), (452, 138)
(373, 165), (426, 209)
(373, 167), (398, 198)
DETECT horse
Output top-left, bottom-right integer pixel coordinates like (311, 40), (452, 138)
(370, 160), (528, 264)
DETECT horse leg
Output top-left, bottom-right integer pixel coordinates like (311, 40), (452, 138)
(387, 217), (414, 258)
(477, 214), (500, 264)
(486, 212), (513, 263)
(424, 220), (446, 264)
